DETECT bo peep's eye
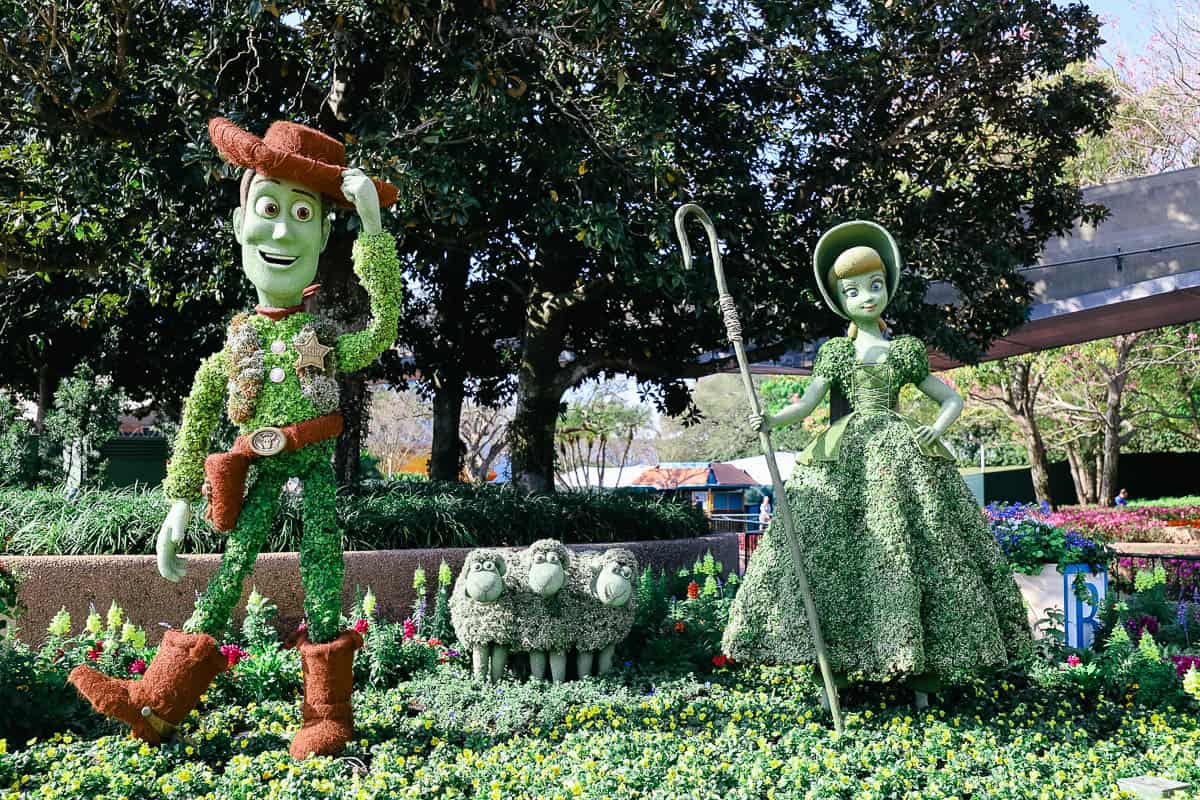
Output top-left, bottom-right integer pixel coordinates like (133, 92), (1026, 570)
(871, 279), (883, 291)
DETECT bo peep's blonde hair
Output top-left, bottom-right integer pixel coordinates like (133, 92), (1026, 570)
(827, 245), (889, 340)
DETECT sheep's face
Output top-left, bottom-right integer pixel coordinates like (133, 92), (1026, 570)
(593, 560), (634, 607)
(527, 547), (566, 597)
(465, 555), (506, 603)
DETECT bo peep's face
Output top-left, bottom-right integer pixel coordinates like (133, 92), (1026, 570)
(837, 269), (890, 325)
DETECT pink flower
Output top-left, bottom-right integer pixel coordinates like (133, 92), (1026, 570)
(353, 618), (369, 635)
(402, 618), (417, 641)
(220, 644), (248, 668)
(129, 658), (147, 676)
(297, 620), (308, 633)
(1066, 655), (1081, 667)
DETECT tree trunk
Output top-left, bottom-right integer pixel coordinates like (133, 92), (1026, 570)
(334, 373), (366, 486)
(1014, 415), (1054, 507)
(1065, 442), (1096, 505)
(1097, 334), (1137, 506)
(510, 313), (567, 493)
(426, 246), (470, 482)
(429, 382), (465, 481)
(35, 362), (57, 433)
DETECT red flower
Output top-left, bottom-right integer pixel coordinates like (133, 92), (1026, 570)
(1066, 655), (1081, 668)
(219, 644), (248, 668)
(712, 654), (728, 668)
(129, 658), (147, 676)
(687, 581), (700, 600)
(86, 648), (100, 661)
(674, 621), (686, 634)
(353, 618), (370, 635)
(402, 619), (417, 641)
(428, 638), (443, 647)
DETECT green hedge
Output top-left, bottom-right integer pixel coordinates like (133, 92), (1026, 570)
(0, 482), (708, 556)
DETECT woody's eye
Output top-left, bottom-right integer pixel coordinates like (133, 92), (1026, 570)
(255, 196), (280, 218)
(292, 200), (313, 222)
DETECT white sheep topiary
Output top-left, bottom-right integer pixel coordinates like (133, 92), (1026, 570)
(510, 539), (574, 682)
(449, 548), (515, 682)
(567, 548), (638, 677)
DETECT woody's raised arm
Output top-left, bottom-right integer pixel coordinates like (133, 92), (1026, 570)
(335, 168), (402, 373)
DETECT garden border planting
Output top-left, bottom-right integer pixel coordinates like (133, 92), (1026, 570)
(4, 533), (737, 646)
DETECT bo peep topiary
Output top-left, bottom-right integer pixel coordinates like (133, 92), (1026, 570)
(567, 548), (638, 677)
(449, 548), (515, 682)
(721, 220), (1030, 709)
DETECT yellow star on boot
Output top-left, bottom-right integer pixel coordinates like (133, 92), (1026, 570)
(294, 330), (333, 372)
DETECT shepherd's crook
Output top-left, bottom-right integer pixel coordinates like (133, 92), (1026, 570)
(674, 203), (845, 734)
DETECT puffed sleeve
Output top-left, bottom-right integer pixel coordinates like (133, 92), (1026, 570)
(892, 335), (931, 387)
(812, 336), (851, 391)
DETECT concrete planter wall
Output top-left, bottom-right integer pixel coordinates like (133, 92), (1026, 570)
(4, 533), (737, 646)
(1012, 563), (1107, 649)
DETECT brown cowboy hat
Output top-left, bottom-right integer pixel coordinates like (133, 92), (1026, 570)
(208, 117), (399, 209)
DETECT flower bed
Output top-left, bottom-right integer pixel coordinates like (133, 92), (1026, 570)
(985, 502), (1109, 574)
(1048, 505), (1200, 543)
(4, 666), (1200, 799)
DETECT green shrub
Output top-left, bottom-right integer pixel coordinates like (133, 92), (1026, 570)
(0, 482), (708, 555)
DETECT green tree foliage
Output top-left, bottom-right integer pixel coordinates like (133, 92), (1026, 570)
(0, 0), (1114, 496)
(41, 363), (125, 489)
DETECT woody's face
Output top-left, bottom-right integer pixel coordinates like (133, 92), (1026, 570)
(233, 174), (331, 307)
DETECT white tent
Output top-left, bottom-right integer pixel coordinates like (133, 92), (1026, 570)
(726, 452), (800, 486)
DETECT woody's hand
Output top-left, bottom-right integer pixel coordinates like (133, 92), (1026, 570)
(341, 168), (382, 236)
(156, 499), (191, 582)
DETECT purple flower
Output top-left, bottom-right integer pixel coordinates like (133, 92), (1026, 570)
(1124, 615), (1159, 640)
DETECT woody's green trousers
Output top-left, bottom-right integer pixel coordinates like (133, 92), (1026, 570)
(182, 442), (344, 644)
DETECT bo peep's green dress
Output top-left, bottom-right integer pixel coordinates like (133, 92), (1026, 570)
(722, 335), (1029, 681)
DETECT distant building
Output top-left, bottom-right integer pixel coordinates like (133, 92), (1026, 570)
(632, 461), (758, 514)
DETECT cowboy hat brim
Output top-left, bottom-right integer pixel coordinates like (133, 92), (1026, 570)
(812, 220), (902, 320)
(209, 118), (399, 209)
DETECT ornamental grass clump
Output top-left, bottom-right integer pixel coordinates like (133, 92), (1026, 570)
(0, 483), (708, 555)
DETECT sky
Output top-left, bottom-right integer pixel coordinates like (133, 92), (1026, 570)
(1084, 0), (1181, 63)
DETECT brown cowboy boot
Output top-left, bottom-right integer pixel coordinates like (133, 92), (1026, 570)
(289, 630), (363, 760)
(68, 630), (228, 745)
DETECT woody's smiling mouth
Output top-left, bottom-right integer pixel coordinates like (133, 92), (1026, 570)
(259, 249), (298, 266)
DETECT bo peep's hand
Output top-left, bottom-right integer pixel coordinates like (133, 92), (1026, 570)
(748, 412), (772, 434)
(914, 425), (942, 446)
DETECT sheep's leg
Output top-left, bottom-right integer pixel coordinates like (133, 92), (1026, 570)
(549, 651), (567, 683)
(596, 643), (616, 675)
(576, 650), (595, 678)
(472, 645), (489, 681)
(529, 650), (547, 681)
(490, 645), (509, 682)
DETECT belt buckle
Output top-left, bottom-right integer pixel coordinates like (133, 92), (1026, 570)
(248, 426), (286, 456)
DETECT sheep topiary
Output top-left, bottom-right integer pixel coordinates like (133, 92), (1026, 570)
(510, 539), (573, 683)
(571, 548), (638, 676)
(449, 548), (514, 682)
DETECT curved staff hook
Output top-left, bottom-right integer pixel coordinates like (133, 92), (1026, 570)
(674, 203), (844, 734)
